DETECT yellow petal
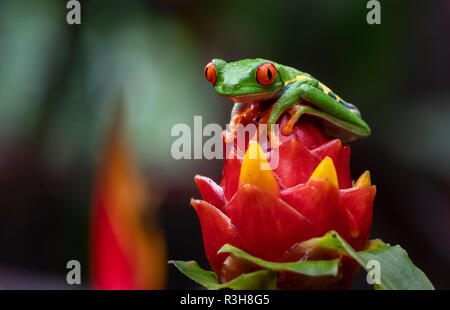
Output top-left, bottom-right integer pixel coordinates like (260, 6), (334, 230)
(354, 170), (371, 187)
(239, 141), (279, 196)
(308, 156), (339, 188)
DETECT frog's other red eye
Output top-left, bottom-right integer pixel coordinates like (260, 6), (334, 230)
(204, 61), (216, 84)
(256, 63), (277, 85)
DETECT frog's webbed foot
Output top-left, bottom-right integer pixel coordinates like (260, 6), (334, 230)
(268, 104), (310, 148)
(281, 104), (305, 136)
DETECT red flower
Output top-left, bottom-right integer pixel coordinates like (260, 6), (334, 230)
(91, 112), (166, 290)
(192, 105), (376, 289)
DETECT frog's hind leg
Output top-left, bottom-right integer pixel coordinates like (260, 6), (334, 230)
(297, 83), (370, 137)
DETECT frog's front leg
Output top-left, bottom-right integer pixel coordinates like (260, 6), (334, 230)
(268, 79), (319, 146)
(225, 102), (243, 142)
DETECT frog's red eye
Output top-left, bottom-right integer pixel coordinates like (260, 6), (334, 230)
(256, 63), (277, 85)
(204, 61), (216, 84)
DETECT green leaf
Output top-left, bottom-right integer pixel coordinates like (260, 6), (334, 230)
(168, 260), (219, 289)
(221, 269), (278, 290)
(218, 244), (340, 277)
(168, 260), (277, 290)
(304, 231), (435, 290)
(171, 232), (434, 290)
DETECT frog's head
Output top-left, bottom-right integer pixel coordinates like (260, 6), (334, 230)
(204, 58), (283, 103)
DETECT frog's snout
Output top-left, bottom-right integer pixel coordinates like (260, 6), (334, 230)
(214, 83), (240, 97)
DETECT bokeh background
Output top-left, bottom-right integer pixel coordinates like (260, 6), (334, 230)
(0, 0), (449, 289)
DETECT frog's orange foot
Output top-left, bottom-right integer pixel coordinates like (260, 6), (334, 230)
(281, 120), (294, 136)
(281, 105), (302, 136)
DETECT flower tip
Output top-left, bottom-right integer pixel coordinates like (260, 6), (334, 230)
(354, 170), (371, 187)
(190, 198), (201, 210)
(239, 141), (279, 196)
(216, 243), (231, 255)
(308, 156), (339, 188)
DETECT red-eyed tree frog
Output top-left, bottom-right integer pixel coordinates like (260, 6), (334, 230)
(204, 58), (371, 143)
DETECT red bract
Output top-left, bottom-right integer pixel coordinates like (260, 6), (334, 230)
(192, 107), (376, 289)
(91, 115), (166, 290)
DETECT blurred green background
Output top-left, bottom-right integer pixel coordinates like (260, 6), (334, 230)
(0, 0), (449, 289)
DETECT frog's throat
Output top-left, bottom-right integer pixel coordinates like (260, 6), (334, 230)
(224, 90), (280, 103)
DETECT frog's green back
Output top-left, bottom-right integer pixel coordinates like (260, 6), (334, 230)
(272, 62), (312, 84)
